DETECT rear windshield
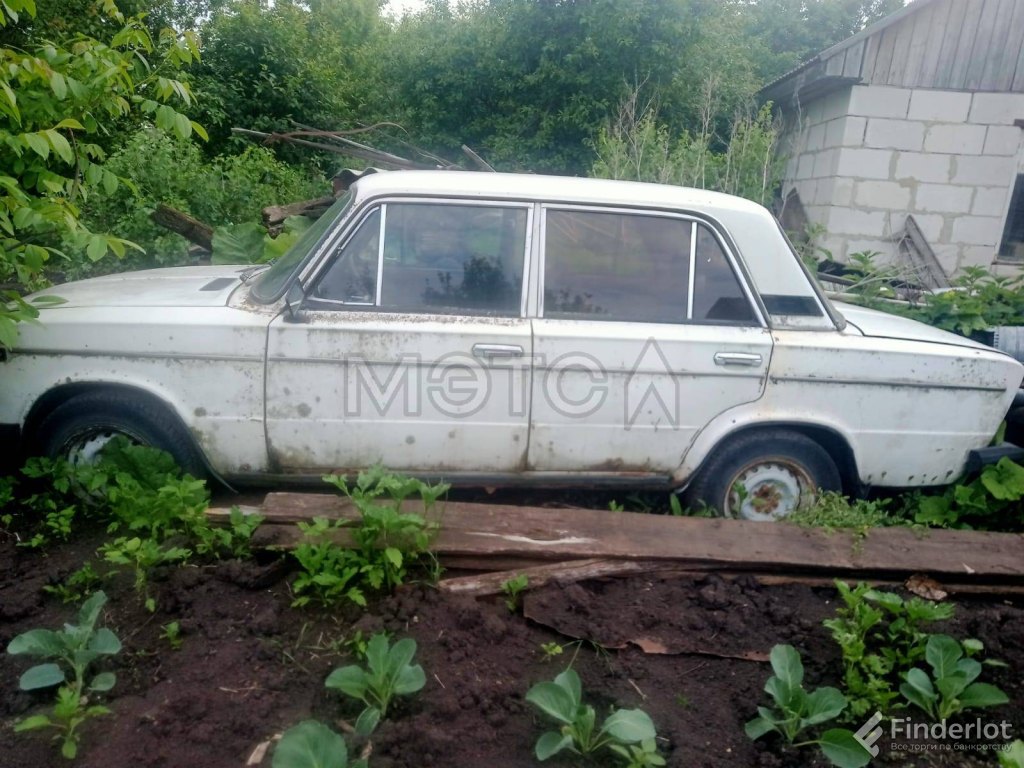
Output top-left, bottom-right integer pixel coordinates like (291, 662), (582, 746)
(252, 193), (353, 302)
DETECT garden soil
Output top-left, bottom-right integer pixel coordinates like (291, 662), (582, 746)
(1, 527), (1022, 768)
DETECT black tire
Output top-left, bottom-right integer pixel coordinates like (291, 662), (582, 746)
(33, 390), (207, 478)
(682, 429), (841, 521)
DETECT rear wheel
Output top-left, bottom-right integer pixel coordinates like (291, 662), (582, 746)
(682, 430), (841, 521)
(33, 390), (206, 477)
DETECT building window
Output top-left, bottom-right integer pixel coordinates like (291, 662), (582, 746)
(999, 175), (1024, 261)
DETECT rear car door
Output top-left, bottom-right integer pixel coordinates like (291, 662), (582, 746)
(266, 199), (533, 475)
(527, 205), (773, 478)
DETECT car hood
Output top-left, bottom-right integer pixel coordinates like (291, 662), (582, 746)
(834, 301), (993, 352)
(32, 265), (253, 308)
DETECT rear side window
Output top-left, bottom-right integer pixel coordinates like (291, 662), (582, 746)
(543, 210), (691, 323)
(311, 202), (528, 316)
(542, 208), (756, 325)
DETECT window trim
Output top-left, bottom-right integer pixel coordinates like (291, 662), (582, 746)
(537, 204), (766, 328)
(302, 197), (535, 318)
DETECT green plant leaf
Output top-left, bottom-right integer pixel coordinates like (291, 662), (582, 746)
(393, 663), (425, 695)
(553, 667), (582, 707)
(818, 728), (872, 768)
(387, 637), (417, 674)
(353, 707), (380, 738)
(998, 740), (1024, 768)
(211, 222), (266, 265)
(89, 671), (116, 692)
(19, 663), (65, 690)
(900, 668), (936, 714)
(925, 635), (962, 679)
(88, 628), (122, 655)
(272, 720), (347, 768)
(803, 686), (847, 726)
(324, 665), (367, 700)
(14, 714), (52, 732)
(7, 628), (63, 657)
(526, 681), (577, 725)
(744, 715), (776, 740)
(959, 682), (1009, 709)
(602, 708), (657, 744)
(535, 731), (574, 761)
(768, 644), (803, 701)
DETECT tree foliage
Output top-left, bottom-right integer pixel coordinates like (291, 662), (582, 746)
(0, 0), (201, 347)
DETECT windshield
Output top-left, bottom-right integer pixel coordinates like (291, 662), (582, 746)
(252, 193), (353, 302)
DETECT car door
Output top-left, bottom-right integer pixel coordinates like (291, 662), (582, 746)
(527, 205), (773, 477)
(266, 199), (534, 475)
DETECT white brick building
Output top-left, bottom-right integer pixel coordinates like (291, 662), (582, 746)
(762, 0), (1024, 280)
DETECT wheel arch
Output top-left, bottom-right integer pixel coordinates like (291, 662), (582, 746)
(23, 381), (219, 479)
(677, 421), (862, 496)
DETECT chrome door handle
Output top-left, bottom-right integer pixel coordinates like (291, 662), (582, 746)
(472, 343), (524, 359)
(714, 352), (763, 367)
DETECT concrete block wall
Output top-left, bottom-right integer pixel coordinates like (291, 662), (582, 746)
(779, 84), (1024, 276)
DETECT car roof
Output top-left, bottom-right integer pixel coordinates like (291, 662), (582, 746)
(351, 170), (769, 217)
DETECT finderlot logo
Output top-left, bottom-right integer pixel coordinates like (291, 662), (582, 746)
(853, 711), (884, 757)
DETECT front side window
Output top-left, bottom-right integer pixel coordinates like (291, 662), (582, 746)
(542, 209), (756, 325)
(311, 202), (528, 316)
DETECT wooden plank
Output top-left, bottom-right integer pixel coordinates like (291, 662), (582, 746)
(980, 0), (1019, 90)
(438, 559), (675, 596)
(842, 39), (866, 79)
(917, 0), (954, 86)
(885, 9), (918, 85)
(214, 493), (1024, 582)
(950, 0), (987, 89)
(902, 1), (936, 87)
(871, 27), (898, 85)
(825, 50), (846, 78)
(860, 30), (881, 83)
(967, 0), (1004, 89)
(1006, 0), (1024, 90)
(935, 0), (972, 87)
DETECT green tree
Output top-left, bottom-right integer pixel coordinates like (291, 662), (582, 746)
(378, 0), (758, 174)
(741, 0), (906, 81)
(189, 0), (385, 158)
(0, 0), (201, 347)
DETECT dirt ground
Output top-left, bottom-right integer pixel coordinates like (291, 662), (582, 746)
(1, 525), (1022, 768)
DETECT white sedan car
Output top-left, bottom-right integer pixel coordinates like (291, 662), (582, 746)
(2, 171), (1021, 519)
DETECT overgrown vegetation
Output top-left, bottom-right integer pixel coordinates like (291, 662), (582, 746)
(824, 581), (955, 719)
(748, 581), (1011, 767)
(289, 469), (446, 609)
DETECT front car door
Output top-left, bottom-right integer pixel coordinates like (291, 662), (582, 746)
(266, 198), (533, 476)
(527, 205), (773, 481)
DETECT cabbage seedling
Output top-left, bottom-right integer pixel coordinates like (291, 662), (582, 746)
(325, 633), (425, 735)
(525, 667), (658, 761)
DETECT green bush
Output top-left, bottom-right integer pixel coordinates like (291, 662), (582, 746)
(70, 129), (326, 277)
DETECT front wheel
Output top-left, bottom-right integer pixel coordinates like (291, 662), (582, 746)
(32, 390), (207, 478)
(682, 430), (841, 521)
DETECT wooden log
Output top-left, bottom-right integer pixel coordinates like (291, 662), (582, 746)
(262, 196), (335, 232)
(150, 203), (214, 251)
(208, 492), (1024, 583)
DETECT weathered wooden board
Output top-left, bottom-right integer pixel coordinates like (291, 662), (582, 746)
(210, 492), (1024, 582)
